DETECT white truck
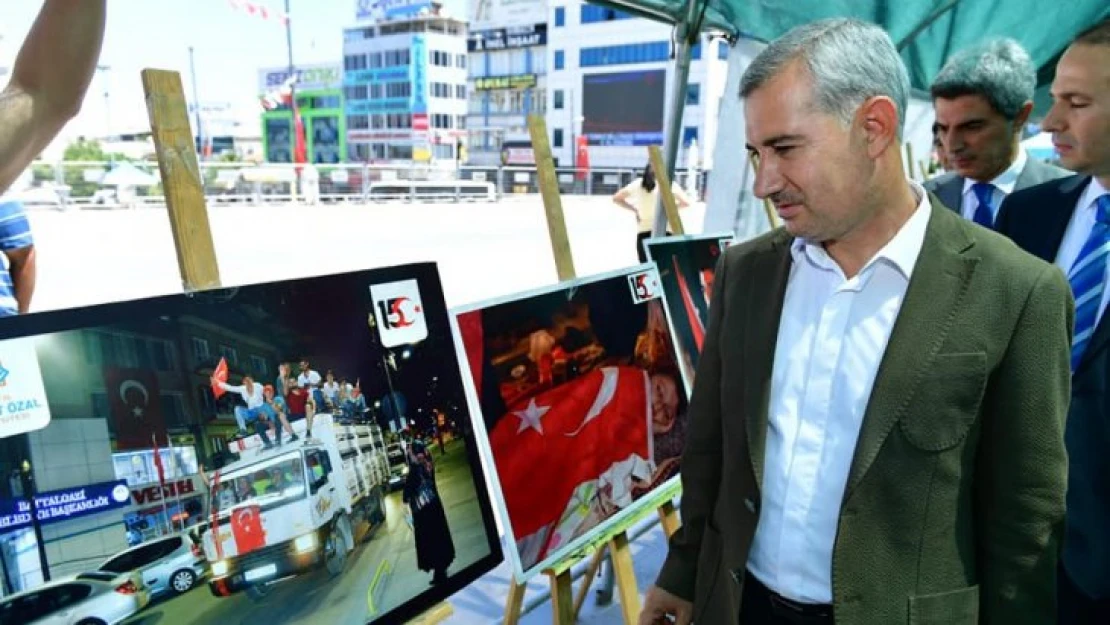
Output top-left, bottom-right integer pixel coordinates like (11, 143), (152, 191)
(200, 414), (390, 599)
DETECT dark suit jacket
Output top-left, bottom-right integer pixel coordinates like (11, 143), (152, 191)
(996, 175), (1110, 599)
(656, 197), (1073, 624)
(924, 156), (1071, 214)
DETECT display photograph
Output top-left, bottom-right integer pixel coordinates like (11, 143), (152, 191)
(452, 265), (689, 580)
(0, 263), (501, 625)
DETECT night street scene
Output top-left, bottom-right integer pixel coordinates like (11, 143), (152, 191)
(0, 262), (501, 624)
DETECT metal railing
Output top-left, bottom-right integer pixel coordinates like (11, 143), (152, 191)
(16, 160), (708, 208)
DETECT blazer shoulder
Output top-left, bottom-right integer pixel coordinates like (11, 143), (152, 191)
(1003, 174), (1087, 213)
(922, 172), (958, 193)
(723, 227), (790, 267)
(1020, 157), (1072, 187)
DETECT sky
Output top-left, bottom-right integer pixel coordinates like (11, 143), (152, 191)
(0, 0), (466, 146)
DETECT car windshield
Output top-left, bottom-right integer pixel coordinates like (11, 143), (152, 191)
(208, 453), (307, 517)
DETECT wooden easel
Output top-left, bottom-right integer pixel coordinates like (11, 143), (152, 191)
(647, 144), (686, 236)
(500, 115), (683, 625)
(141, 68), (453, 625)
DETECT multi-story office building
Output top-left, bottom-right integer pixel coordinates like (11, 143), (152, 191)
(344, 1), (469, 163)
(546, 2), (730, 169)
(465, 0), (549, 166)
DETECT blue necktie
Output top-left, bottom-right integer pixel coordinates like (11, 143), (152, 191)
(1068, 194), (1110, 370)
(972, 183), (995, 228)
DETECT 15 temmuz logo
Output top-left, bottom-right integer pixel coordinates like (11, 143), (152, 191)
(377, 297), (422, 330)
(628, 271), (661, 303)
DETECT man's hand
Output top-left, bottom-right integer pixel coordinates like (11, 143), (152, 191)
(639, 585), (694, 625)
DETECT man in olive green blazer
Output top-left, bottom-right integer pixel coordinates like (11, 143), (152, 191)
(640, 18), (1072, 625)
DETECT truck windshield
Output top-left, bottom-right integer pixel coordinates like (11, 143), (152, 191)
(209, 452), (307, 517)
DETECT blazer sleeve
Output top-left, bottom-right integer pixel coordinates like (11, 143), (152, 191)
(654, 251), (729, 601)
(976, 263), (1073, 623)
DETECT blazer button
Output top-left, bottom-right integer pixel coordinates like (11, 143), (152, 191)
(744, 498), (757, 514)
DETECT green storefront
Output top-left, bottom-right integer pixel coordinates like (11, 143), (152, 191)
(259, 63), (347, 164)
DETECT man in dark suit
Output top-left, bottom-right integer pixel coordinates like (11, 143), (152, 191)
(927, 38), (1069, 226)
(994, 19), (1110, 624)
(640, 17), (1073, 625)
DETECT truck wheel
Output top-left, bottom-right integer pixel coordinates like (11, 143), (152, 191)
(325, 521), (349, 577)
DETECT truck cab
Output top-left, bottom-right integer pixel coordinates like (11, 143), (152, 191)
(201, 414), (388, 598)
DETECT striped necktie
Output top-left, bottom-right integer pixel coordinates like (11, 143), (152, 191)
(1068, 194), (1110, 370)
(971, 182), (995, 228)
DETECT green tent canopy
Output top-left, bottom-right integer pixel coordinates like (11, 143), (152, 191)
(589, 0), (1110, 114)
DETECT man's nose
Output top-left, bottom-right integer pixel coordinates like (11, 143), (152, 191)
(752, 156), (784, 200)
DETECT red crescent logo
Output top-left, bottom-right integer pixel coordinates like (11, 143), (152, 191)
(390, 297), (416, 328)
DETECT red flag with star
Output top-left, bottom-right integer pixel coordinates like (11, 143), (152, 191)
(230, 505), (267, 554)
(488, 366), (652, 540)
(211, 357), (229, 399)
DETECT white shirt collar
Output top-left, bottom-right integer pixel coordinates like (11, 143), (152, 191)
(791, 180), (932, 281)
(1078, 177), (1110, 217)
(962, 149), (1027, 197)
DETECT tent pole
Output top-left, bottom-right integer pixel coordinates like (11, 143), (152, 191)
(650, 0), (702, 237)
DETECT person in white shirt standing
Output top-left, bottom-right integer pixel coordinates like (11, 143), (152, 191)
(640, 17), (1072, 625)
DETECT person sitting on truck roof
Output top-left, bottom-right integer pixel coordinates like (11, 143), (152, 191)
(284, 382), (319, 446)
(263, 384), (299, 443)
(212, 373), (280, 449)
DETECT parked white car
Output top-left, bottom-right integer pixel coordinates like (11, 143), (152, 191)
(95, 534), (208, 597)
(0, 571), (149, 625)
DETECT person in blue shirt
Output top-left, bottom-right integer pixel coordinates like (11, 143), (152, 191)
(0, 0), (107, 316)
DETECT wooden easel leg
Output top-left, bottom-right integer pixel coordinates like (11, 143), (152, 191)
(658, 501), (680, 539)
(503, 579), (527, 625)
(547, 570), (575, 625)
(572, 546), (608, 618)
(609, 531), (642, 624)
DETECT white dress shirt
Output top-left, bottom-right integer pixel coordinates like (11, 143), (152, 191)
(746, 182), (933, 604)
(1054, 177), (1110, 327)
(219, 381), (266, 410)
(959, 149), (1026, 222)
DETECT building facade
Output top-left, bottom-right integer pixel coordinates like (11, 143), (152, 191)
(343, 2), (469, 164)
(465, 0), (549, 166)
(258, 63), (346, 164)
(545, 2), (730, 169)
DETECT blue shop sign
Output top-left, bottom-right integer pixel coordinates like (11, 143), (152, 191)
(344, 68), (411, 84)
(0, 480), (132, 533)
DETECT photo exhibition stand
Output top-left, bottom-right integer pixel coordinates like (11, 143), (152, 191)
(496, 115), (684, 625)
(139, 68), (456, 625)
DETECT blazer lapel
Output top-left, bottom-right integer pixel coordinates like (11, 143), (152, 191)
(843, 201), (980, 501)
(743, 232), (793, 490)
(938, 176), (964, 215)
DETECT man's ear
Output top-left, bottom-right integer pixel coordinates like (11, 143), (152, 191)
(858, 96), (899, 158)
(1013, 101), (1034, 133)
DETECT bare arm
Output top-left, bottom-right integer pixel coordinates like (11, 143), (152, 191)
(0, 0), (107, 194)
(5, 246), (35, 313)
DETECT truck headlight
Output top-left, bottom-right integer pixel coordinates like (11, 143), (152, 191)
(294, 532), (318, 554)
(211, 560), (229, 577)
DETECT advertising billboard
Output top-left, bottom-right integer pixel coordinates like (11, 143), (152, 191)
(583, 69), (667, 147)
(469, 0), (547, 31)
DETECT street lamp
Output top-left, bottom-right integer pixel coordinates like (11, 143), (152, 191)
(19, 460), (50, 582)
(96, 65), (111, 139)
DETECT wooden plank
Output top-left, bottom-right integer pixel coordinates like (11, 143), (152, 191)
(609, 531), (642, 624)
(573, 546), (608, 618)
(141, 69), (221, 291)
(406, 602), (454, 624)
(657, 501), (680, 539)
(504, 579), (527, 625)
(526, 114), (576, 281)
(548, 570), (576, 625)
(647, 145), (684, 235)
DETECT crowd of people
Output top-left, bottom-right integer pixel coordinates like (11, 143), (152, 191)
(212, 358), (370, 451)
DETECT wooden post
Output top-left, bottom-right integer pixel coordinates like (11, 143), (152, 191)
(143, 68), (454, 625)
(647, 145), (685, 235)
(526, 114), (576, 281)
(657, 500), (680, 538)
(141, 69), (221, 291)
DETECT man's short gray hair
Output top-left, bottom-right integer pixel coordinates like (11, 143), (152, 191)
(739, 18), (910, 137)
(930, 38), (1035, 120)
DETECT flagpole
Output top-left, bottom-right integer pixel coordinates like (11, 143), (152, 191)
(169, 433), (184, 533)
(152, 433), (170, 536)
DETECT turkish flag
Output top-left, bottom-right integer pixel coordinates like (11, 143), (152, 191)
(489, 366), (651, 540)
(231, 505), (267, 555)
(104, 367), (166, 451)
(152, 434), (166, 488)
(575, 136), (589, 181)
(211, 357), (229, 399)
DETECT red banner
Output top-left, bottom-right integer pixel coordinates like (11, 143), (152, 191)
(104, 368), (166, 451)
(211, 357), (229, 399)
